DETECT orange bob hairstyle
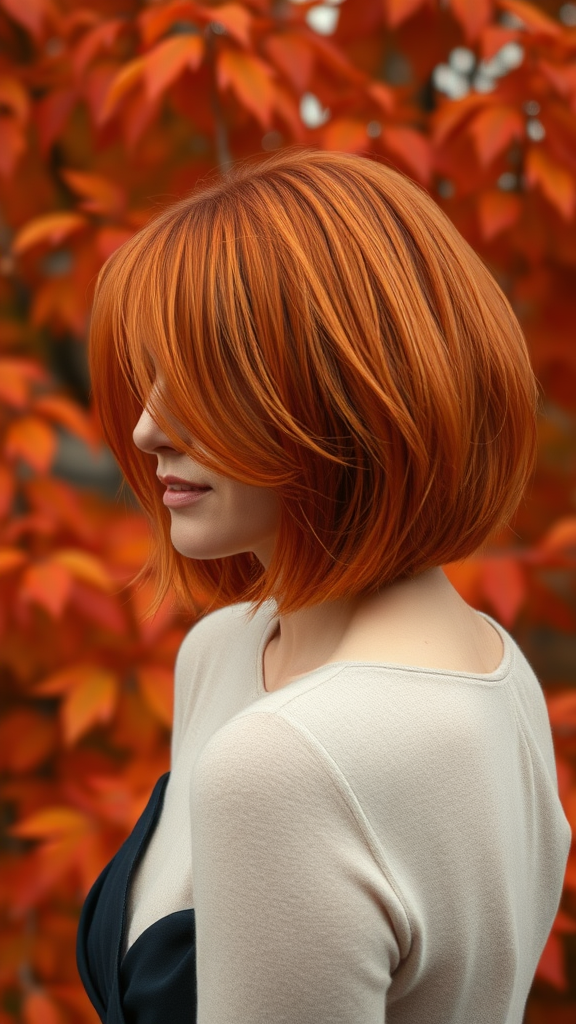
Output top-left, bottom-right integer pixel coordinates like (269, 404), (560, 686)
(89, 148), (538, 619)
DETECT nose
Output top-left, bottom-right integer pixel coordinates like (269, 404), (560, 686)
(132, 404), (178, 454)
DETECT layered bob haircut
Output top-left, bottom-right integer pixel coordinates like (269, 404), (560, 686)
(89, 148), (538, 618)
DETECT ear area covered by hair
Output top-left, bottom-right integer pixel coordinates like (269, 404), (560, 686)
(88, 148), (539, 619)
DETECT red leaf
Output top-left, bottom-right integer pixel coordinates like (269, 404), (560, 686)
(22, 991), (65, 1024)
(478, 189), (521, 241)
(136, 665), (174, 727)
(19, 560), (72, 618)
(384, 0), (427, 29)
(0, 547), (27, 575)
(34, 90), (77, 155)
(205, 3), (252, 47)
(479, 24), (520, 61)
(468, 105), (524, 166)
(96, 225), (136, 261)
(139, 1), (200, 47)
(525, 147), (576, 220)
(498, 0), (561, 39)
(143, 34), (205, 101)
(534, 929), (569, 991)
(0, 119), (26, 178)
(4, 416), (57, 473)
(381, 125), (432, 183)
(0, 357), (46, 409)
(479, 556), (526, 626)
(72, 18), (126, 78)
(322, 118), (368, 154)
(449, 0), (492, 42)
(432, 93), (487, 146)
(217, 49), (275, 129)
(0, 75), (29, 122)
(0, 465), (16, 518)
(100, 58), (146, 122)
(264, 32), (315, 93)
(0, 0), (47, 37)
(0, 709), (56, 772)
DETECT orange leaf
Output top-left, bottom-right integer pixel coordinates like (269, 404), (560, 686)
(35, 90), (77, 154)
(0, 0), (47, 37)
(19, 560), (72, 618)
(479, 24), (520, 61)
(468, 105), (524, 166)
(479, 556), (526, 626)
(478, 189), (521, 241)
(207, 3), (252, 47)
(72, 18), (126, 78)
(0, 547), (27, 575)
(367, 81), (394, 114)
(32, 394), (100, 450)
(52, 549), (113, 590)
(498, 0), (561, 39)
(62, 667), (118, 744)
(384, 0), (427, 28)
(61, 168), (126, 217)
(217, 49), (275, 129)
(100, 57), (146, 122)
(11, 806), (90, 840)
(432, 93), (487, 146)
(12, 212), (87, 254)
(22, 991), (65, 1024)
(0, 357), (46, 409)
(139, 0), (200, 47)
(31, 277), (88, 335)
(449, 0), (492, 42)
(264, 32), (315, 93)
(4, 416), (56, 472)
(537, 517), (576, 553)
(144, 34), (205, 101)
(0, 118), (26, 177)
(97, 225), (136, 261)
(0, 708), (56, 772)
(322, 118), (368, 153)
(381, 125), (432, 183)
(136, 665), (174, 727)
(0, 75), (29, 122)
(525, 147), (575, 220)
(0, 465), (16, 518)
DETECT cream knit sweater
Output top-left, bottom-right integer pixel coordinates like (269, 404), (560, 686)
(125, 600), (571, 1024)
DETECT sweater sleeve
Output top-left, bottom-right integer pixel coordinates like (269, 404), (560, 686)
(190, 710), (407, 1024)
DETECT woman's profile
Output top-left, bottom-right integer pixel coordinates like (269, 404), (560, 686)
(76, 148), (571, 1024)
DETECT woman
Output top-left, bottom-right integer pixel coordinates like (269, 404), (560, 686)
(77, 148), (571, 1024)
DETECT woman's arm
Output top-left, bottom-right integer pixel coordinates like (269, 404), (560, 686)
(190, 711), (406, 1024)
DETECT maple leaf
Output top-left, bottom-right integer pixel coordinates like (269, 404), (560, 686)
(143, 34), (205, 101)
(217, 48), (276, 129)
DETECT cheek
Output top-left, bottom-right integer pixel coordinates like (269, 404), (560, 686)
(236, 486), (281, 531)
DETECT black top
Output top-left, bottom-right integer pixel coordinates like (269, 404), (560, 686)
(76, 773), (197, 1024)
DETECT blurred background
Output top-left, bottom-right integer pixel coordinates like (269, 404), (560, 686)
(0, 0), (575, 1021)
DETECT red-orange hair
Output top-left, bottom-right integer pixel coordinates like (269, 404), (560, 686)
(89, 148), (538, 619)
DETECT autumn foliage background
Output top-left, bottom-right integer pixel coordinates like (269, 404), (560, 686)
(1, 0), (576, 1020)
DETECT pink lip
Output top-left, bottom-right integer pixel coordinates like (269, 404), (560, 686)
(158, 474), (209, 487)
(163, 488), (211, 508)
(158, 475), (212, 508)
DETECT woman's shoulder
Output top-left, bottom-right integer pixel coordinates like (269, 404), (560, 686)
(175, 599), (273, 667)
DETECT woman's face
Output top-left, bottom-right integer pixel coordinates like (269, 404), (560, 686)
(132, 378), (281, 569)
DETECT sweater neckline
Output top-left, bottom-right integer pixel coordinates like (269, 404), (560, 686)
(255, 607), (513, 696)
